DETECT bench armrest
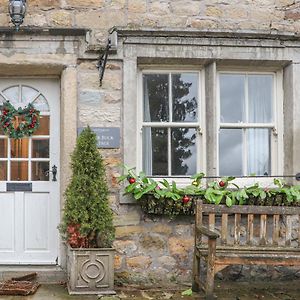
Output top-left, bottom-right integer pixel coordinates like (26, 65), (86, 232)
(196, 225), (219, 239)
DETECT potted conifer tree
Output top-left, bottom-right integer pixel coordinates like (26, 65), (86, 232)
(60, 126), (115, 295)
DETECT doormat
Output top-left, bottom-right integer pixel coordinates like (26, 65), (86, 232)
(0, 273), (40, 296)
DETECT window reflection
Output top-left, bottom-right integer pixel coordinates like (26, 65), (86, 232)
(11, 161), (28, 181)
(0, 161), (7, 180)
(11, 138), (29, 158)
(143, 74), (169, 122)
(0, 139), (7, 158)
(172, 74), (198, 122)
(143, 127), (168, 176)
(33, 116), (49, 135)
(219, 129), (243, 176)
(171, 128), (196, 175)
(32, 161), (49, 181)
(32, 139), (49, 158)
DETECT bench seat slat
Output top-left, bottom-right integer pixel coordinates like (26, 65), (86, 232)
(214, 256), (300, 266)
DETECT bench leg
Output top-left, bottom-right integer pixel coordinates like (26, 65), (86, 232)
(192, 252), (201, 292)
(205, 239), (216, 299)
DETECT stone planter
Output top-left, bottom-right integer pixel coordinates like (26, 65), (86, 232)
(67, 246), (115, 295)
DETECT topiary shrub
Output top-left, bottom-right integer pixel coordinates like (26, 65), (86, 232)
(60, 126), (115, 248)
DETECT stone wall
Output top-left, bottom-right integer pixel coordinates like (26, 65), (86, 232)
(2, 0), (300, 286)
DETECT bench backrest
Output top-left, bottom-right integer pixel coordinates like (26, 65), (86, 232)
(195, 200), (300, 248)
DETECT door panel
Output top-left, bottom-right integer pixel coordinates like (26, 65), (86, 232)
(0, 193), (14, 251)
(0, 78), (60, 264)
(24, 193), (49, 251)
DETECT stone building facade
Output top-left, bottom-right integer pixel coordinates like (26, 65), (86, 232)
(1, 0), (300, 286)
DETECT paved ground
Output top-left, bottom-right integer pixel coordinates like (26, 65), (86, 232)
(0, 281), (300, 299)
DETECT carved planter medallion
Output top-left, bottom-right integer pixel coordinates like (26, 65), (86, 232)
(67, 246), (115, 295)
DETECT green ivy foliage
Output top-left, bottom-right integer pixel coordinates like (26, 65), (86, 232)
(60, 127), (115, 248)
(119, 167), (300, 216)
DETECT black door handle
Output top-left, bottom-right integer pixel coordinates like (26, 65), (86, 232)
(45, 165), (57, 182)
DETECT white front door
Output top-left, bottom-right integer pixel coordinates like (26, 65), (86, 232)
(0, 78), (60, 264)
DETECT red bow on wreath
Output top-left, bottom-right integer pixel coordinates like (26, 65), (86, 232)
(0, 101), (40, 139)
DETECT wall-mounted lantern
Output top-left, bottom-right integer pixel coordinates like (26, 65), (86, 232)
(9, 0), (27, 31)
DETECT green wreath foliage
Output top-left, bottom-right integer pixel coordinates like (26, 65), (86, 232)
(0, 101), (40, 139)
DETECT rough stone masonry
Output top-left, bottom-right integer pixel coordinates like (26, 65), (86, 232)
(2, 0), (300, 287)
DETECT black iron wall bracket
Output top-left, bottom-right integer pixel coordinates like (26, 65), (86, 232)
(97, 39), (111, 87)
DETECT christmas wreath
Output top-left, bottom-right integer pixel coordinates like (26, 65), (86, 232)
(0, 101), (40, 139)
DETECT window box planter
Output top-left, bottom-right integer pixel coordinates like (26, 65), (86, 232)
(140, 194), (195, 216)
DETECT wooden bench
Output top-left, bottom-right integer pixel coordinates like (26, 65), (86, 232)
(192, 199), (300, 299)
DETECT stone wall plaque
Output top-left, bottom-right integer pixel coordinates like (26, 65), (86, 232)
(78, 127), (120, 149)
(7, 183), (32, 192)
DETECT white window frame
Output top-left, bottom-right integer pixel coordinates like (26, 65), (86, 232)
(136, 68), (206, 186)
(216, 70), (284, 186)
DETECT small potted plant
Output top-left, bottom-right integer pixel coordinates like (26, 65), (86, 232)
(60, 126), (115, 295)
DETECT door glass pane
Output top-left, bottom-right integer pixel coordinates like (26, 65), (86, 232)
(11, 139), (29, 158)
(220, 74), (245, 123)
(0, 161), (7, 180)
(247, 129), (270, 176)
(11, 161), (28, 181)
(32, 161), (49, 181)
(143, 74), (169, 122)
(248, 75), (273, 123)
(143, 127), (168, 176)
(0, 94), (5, 105)
(32, 94), (49, 112)
(219, 129), (243, 176)
(21, 86), (39, 103)
(0, 139), (7, 158)
(32, 139), (49, 158)
(172, 73), (198, 122)
(33, 116), (49, 135)
(2, 86), (19, 105)
(171, 128), (197, 175)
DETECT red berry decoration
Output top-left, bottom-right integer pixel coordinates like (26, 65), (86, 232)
(182, 195), (190, 204)
(128, 177), (136, 184)
(219, 181), (225, 187)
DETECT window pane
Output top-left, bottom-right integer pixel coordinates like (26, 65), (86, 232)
(0, 161), (7, 180)
(32, 94), (49, 112)
(2, 86), (19, 105)
(0, 94), (5, 106)
(171, 128), (196, 175)
(11, 161), (28, 181)
(143, 74), (169, 122)
(247, 129), (270, 176)
(11, 139), (29, 158)
(32, 139), (49, 158)
(248, 75), (273, 123)
(21, 86), (39, 103)
(220, 74), (245, 123)
(143, 127), (168, 176)
(219, 129), (243, 176)
(33, 116), (49, 135)
(0, 139), (7, 158)
(32, 161), (49, 181)
(172, 73), (198, 122)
